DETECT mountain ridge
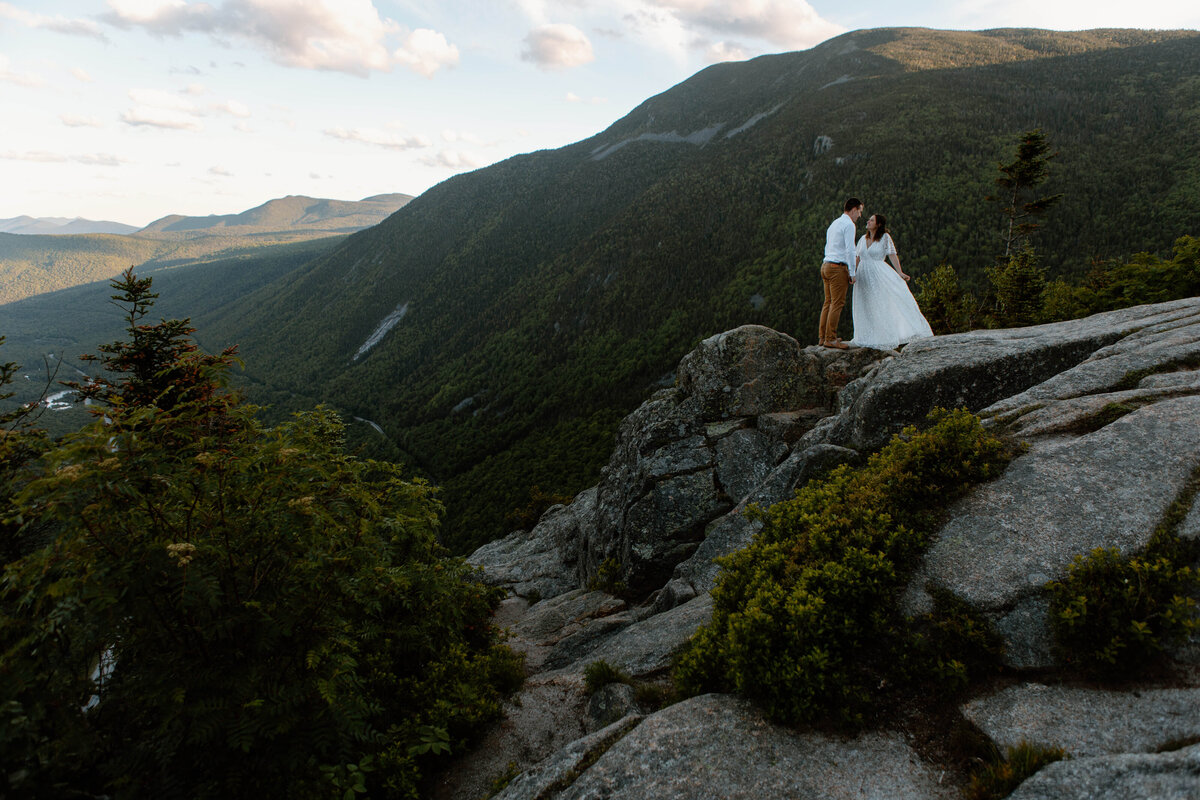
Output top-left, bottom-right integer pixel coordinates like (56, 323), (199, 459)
(137, 192), (414, 236)
(0, 216), (138, 236)
(0, 192), (414, 305)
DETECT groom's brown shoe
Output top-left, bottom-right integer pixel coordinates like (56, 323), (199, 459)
(824, 340), (848, 350)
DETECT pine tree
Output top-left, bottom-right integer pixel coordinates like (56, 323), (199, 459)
(990, 129), (1062, 258)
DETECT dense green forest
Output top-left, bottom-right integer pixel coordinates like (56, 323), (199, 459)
(6, 27), (1200, 553)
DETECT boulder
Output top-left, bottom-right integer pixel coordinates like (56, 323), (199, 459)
(468, 487), (598, 600)
(556, 593), (714, 680)
(523, 694), (956, 800)
(962, 683), (1200, 757)
(580, 328), (884, 596)
(675, 325), (828, 418)
(490, 714), (643, 800)
(508, 589), (628, 673)
(1005, 743), (1200, 800)
(586, 683), (639, 732)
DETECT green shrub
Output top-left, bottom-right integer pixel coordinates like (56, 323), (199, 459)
(584, 660), (633, 695)
(899, 586), (1005, 691)
(674, 408), (1012, 725)
(588, 558), (628, 595)
(966, 741), (1067, 800)
(1048, 543), (1198, 674)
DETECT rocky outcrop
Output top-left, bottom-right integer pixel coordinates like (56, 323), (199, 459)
(1005, 744), (1200, 800)
(495, 695), (956, 800)
(582, 326), (884, 595)
(457, 298), (1200, 800)
(962, 683), (1200, 757)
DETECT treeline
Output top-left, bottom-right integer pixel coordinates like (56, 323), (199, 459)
(916, 235), (1200, 333)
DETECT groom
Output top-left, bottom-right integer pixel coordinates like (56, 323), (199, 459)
(818, 197), (862, 349)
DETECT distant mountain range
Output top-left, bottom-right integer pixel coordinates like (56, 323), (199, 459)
(0, 216), (138, 236)
(137, 193), (414, 237)
(0, 193), (413, 305)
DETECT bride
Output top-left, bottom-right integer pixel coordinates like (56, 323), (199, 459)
(850, 213), (933, 349)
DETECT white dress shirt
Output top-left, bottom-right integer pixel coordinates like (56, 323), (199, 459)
(823, 213), (858, 277)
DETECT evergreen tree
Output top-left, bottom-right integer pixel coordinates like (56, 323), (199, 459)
(913, 263), (977, 334)
(990, 129), (1062, 258)
(987, 247), (1049, 328)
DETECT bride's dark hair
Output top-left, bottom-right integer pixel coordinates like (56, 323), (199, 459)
(869, 213), (888, 242)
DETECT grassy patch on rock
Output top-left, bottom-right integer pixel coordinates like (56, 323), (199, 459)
(965, 741), (1067, 800)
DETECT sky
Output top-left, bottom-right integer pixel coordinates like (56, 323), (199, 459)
(2, 1), (1199, 228)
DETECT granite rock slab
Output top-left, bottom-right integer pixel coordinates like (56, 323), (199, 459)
(1006, 743), (1200, 800)
(962, 683), (1200, 757)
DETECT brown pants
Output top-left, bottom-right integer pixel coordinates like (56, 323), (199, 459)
(818, 261), (850, 343)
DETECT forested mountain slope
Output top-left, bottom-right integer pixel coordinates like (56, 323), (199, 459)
(187, 27), (1200, 548)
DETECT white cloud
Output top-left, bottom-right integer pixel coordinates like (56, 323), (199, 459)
(121, 108), (203, 130)
(565, 91), (607, 104)
(183, 82), (208, 95)
(324, 126), (431, 150)
(421, 149), (485, 169)
(1, 150), (125, 165)
(0, 2), (108, 41)
(233, 121), (256, 133)
(704, 39), (747, 62)
(101, 0), (461, 78)
(645, 0), (842, 49)
(71, 67), (95, 83)
(522, 23), (595, 70)
(121, 87), (204, 130)
(1, 150), (68, 163)
(212, 99), (251, 117)
(394, 28), (459, 78)
(0, 54), (45, 88)
(129, 87), (198, 112)
(209, 165), (233, 176)
(61, 114), (106, 128)
(75, 153), (126, 166)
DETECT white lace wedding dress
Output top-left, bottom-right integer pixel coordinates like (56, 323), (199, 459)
(849, 233), (933, 350)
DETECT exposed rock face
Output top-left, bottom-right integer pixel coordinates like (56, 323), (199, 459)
(496, 695), (955, 800)
(962, 683), (1200, 757)
(467, 487), (597, 600)
(457, 298), (1200, 800)
(583, 326), (885, 595)
(1004, 744), (1200, 800)
(820, 299), (1200, 452)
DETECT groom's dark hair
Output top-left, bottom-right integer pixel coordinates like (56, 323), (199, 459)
(844, 197), (863, 212)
